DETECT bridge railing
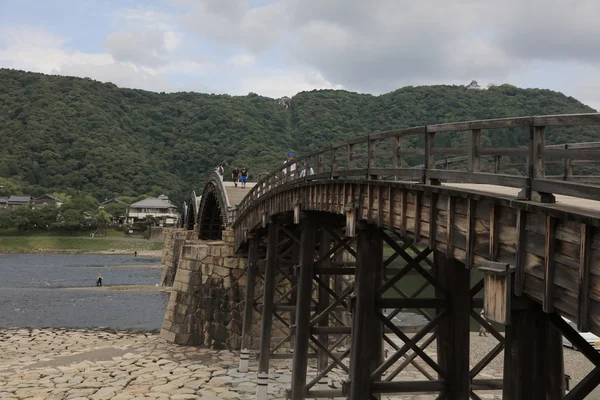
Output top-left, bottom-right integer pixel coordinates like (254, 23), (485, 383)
(416, 141), (600, 183)
(235, 113), (600, 220)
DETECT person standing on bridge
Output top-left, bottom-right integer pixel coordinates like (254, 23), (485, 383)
(240, 166), (248, 188)
(232, 166), (240, 187)
(300, 160), (314, 178)
(216, 164), (224, 180)
(283, 152), (296, 181)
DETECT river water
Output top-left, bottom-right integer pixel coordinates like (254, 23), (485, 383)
(0, 254), (169, 331)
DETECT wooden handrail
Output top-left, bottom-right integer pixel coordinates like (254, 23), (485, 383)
(233, 113), (600, 223)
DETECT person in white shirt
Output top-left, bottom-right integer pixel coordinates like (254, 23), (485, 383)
(300, 160), (314, 177)
(216, 164), (224, 180)
(283, 152), (296, 180)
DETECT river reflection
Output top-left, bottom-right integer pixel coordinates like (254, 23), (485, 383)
(0, 254), (169, 330)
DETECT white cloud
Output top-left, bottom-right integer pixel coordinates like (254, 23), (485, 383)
(104, 29), (180, 67)
(228, 53), (255, 67)
(0, 26), (112, 73)
(6, 0), (600, 106)
(0, 24), (214, 93)
(237, 68), (343, 98)
(178, 0), (286, 53)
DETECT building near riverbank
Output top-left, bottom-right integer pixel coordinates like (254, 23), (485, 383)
(127, 195), (179, 226)
(0, 195), (31, 210)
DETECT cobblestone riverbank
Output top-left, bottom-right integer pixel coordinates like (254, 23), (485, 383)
(0, 328), (513, 400)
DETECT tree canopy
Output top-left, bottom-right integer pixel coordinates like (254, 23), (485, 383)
(1, 68), (598, 207)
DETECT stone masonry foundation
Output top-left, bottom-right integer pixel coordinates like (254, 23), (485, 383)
(160, 229), (247, 349)
(159, 228), (197, 286)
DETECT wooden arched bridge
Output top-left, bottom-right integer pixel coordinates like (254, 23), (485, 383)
(184, 113), (600, 399)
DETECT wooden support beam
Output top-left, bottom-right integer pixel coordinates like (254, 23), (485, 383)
(400, 191), (408, 235)
(256, 223), (278, 400)
(465, 197), (475, 269)
(578, 224), (592, 332)
(435, 252), (470, 399)
(446, 196), (455, 259)
(429, 192), (438, 248)
(514, 209), (526, 296)
(489, 204), (499, 261)
(348, 225), (384, 400)
(290, 218), (317, 400)
(414, 191), (422, 243)
(544, 215), (557, 313)
(239, 236), (258, 373)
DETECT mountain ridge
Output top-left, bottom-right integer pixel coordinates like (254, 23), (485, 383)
(1, 68), (597, 205)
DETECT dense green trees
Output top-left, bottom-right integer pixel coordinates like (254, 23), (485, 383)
(0, 68), (598, 207)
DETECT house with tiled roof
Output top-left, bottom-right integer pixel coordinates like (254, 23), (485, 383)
(127, 195), (179, 226)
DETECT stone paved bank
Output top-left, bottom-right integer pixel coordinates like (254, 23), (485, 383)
(0, 329), (507, 400)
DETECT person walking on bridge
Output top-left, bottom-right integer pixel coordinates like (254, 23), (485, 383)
(240, 166), (248, 188)
(232, 166), (240, 187)
(216, 164), (224, 180)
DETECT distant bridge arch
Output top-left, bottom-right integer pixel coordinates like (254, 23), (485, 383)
(196, 172), (255, 240)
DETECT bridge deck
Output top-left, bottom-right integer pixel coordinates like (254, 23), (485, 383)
(223, 181), (255, 207)
(443, 183), (600, 220)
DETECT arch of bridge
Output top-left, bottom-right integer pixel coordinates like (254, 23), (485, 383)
(197, 173), (230, 240)
(197, 172), (255, 239)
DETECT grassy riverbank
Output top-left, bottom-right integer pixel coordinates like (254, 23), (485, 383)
(0, 236), (164, 255)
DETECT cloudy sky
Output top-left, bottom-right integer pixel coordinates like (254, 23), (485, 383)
(1, 0), (599, 109)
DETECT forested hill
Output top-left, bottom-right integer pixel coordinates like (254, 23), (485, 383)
(0, 68), (597, 206)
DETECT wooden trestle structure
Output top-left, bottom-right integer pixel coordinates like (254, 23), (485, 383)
(193, 113), (600, 399)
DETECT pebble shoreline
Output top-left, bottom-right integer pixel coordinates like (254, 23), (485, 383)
(0, 328), (509, 400)
(4, 327), (596, 399)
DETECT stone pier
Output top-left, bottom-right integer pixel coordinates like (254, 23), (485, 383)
(160, 229), (248, 349)
(159, 228), (197, 287)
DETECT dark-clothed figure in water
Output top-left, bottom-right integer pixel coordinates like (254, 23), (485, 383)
(96, 274), (103, 286)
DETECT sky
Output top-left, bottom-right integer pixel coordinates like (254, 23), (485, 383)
(1, 0), (600, 110)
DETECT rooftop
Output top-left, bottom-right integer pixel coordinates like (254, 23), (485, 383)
(130, 198), (176, 209)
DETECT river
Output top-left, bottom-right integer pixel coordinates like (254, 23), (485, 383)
(0, 254), (169, 331)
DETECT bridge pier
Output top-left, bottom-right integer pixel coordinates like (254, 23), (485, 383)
(435, 252), (471, 399)
(256, 223), (279, 400)
(503, 298), (565, 399)
(347, 223), (384, 400)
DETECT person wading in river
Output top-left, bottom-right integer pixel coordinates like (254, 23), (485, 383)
(96, 274), (103, 287)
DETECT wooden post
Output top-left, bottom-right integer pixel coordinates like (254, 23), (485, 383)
(503, 299), (565, 399)
(317, 228), (332, 374)
(348, 224), (383, 400)
(290, 217), (317, 400)
(468, 129), (481, 173)
(239, 236), (258, 373)
(435, 252), (470, 399)
(257, 223), (278, 400)
(424, 130), (439, 185)
(521, 124), (555, 202)
(392, 137), (400, 181)
(563, 144), (573, 181)
(368, 135), (376, 179)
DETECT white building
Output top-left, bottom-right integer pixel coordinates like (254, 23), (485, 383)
(127, 195), (179, 226)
